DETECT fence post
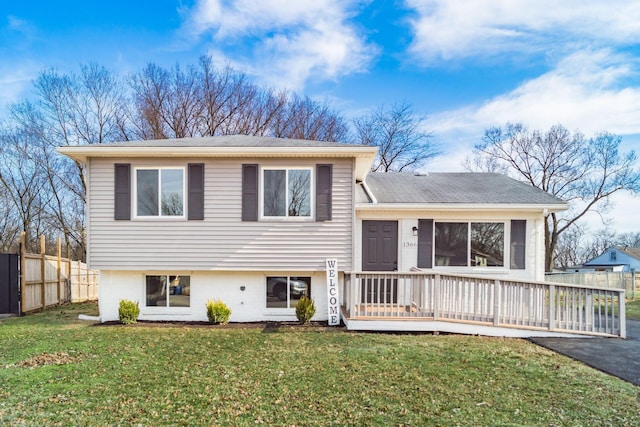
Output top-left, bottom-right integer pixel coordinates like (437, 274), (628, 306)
(19, 232), (26, 315)
(57, 238), (61, 305)
(86, 262), (90, 300)
(77, 260), (82, 302)
(40, 235), (46, 309)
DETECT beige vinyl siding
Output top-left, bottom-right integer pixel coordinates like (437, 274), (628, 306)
(88, 157), (354, 271)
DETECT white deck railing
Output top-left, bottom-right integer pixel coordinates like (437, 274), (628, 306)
(343, 272), (626, 338)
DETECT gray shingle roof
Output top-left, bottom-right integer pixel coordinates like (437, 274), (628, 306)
(363, 172), (566, 205)
(98, 134), (355, 148)
(618, 246), (640, 260)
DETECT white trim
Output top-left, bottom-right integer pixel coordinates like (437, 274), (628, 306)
(356, 202), (567, 213)
(341, 316), (596, 338)
(57, 145), (377, 181)
(133, 166), (186, 220)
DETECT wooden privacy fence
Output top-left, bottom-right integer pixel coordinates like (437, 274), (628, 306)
(546, 271), (637, 299)
(20, 234), (99, 313)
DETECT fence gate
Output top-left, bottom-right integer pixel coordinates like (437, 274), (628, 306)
(0, 254), (20, 315)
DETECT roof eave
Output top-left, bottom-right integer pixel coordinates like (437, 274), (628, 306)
(356, 202), (569, 213)
(57, 145), (378, 181)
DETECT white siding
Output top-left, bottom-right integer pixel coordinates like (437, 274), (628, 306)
(356, 210), (545, 282)
(99, 270), (330, 323)
(88, 157), (353, 271)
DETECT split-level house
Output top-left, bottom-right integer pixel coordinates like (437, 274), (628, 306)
(59, 136), (627, 337)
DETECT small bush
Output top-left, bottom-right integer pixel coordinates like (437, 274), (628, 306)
(206, 299), (231, 325)
(118, 299), (140, 325)
(295, 296), (316, 324)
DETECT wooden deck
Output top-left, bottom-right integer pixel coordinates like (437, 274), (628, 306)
(342, 272), (626, 338)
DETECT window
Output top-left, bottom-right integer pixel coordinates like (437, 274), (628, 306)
(262, 168), (311, 218)
(266, 276), (311, 308)
(610, 251), (617, 262)
(471, 223), (504, 267)
(434, 222), (504, 267)
(136, 168), (185, 217)
(145, 275), (190, 307)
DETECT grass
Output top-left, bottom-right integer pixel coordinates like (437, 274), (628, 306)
(1, 303), (639, 426)
(627, 297), (640, 319)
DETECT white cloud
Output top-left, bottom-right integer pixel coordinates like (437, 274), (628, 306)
(184, 0), (376, 90)
(430, 49), (640, 140)
(405, 0), (640, 64)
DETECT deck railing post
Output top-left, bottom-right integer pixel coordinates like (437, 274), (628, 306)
(434, 274), (440, 320)
(619, 291), (626, 338)
(493, 279), (501, 326)
(352, 273), (358, 318)
(549, 284), (556, 331)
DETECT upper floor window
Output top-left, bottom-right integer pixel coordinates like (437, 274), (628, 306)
(135, 168), (185, 217)
(262, 168), (312, 218)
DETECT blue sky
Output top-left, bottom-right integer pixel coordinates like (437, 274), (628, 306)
(1, 0), (639, 233)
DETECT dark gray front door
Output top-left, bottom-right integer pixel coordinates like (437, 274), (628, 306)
(362, 220), (398, 271)
(362, 221), (398, 303)
(0, 254), (20, 314)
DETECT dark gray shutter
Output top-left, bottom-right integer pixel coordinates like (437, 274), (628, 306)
(242, 164), (259, 221)
(188, 163), (205, 220)
(316, 164), (332, 221)
(114, 163), (131, 220)
(417, 219), (433, 268)
(511, 220), (526, 269)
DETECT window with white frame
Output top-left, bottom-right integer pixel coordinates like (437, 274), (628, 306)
(136, 168), (185, 217)
(266, 276), (311, 308)
(262, 168), (311, 218)
(434, 222), (505, 267)
(145, 275), (190, 307)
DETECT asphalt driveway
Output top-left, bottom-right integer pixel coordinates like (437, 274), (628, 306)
(530, 318), (640, 386)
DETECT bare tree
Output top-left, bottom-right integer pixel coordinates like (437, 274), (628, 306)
(469, 123), (640, 271)
(274, 94), (348, 142)
(0, 122), (50, 252)
(353, 102), (439, 172)
(131, 57), (346, 142)
(0, 184), (20, 252)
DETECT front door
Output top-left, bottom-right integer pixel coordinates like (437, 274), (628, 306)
(362, 221), (398, 303)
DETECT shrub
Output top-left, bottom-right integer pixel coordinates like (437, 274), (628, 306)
(206, 299), (231, 325)
(118, 299), (139, 325)
(295, 296), (316, 324)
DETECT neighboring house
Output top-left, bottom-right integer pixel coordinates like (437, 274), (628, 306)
(582, 246), (640, 272)
(58, 135), (568, 325)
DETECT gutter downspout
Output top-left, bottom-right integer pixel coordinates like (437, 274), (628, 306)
(361, 180), (377, 204)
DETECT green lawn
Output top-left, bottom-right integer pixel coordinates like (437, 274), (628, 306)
(1, 303), (639, 426)
(627, 297), (640, 319)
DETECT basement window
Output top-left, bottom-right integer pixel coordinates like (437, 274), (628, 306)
(145, 275), (190, 307)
